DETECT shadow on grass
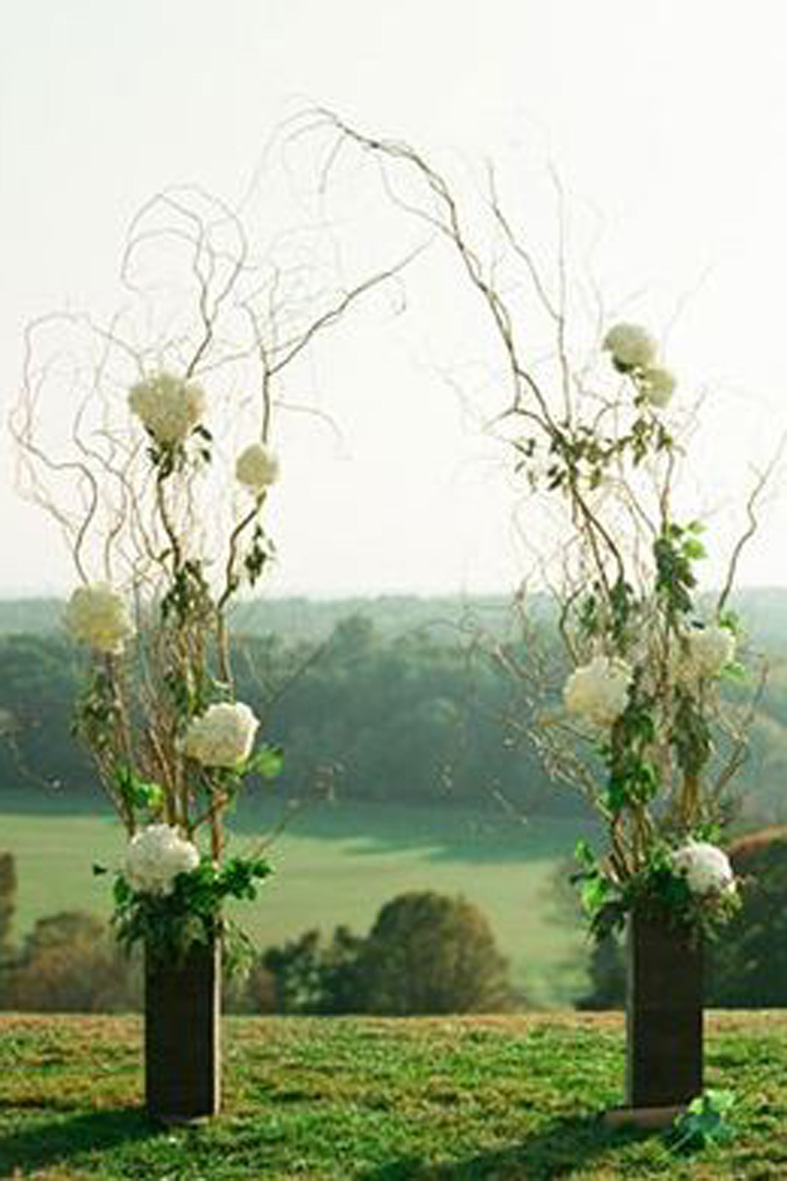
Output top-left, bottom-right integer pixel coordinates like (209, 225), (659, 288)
(0, 1106), (162, 1175)
(359, 1113), (651, 1180)
(231, 798), (600, 867)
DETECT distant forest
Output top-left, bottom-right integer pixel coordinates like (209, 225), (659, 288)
(2, 591), (787, 823)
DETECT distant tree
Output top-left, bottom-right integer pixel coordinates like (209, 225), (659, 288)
(261, 929), (325, 1014)
(0, 854), (18, 1007)
(243, 960), (277, 1014)
(4, 911), (136, 1012)
(356, 891), (512, 1015)
(0, 634), (91, 794)
(257, 924), (367, 1014)
(707, 827), (787, 1007)
(0, 854), (16, 954)
(316, 924), (367, 1014)
(576, 935), (625, 1011)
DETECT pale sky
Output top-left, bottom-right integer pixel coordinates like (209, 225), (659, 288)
(3, 1), (787, 598)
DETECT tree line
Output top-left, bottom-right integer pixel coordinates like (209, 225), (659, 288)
(0, 616), (578, 816)
(2, 613), (787, 821)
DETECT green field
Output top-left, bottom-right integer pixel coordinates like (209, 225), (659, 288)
(0, 793), (597, 1005)
(1, 1011), (785, 1178)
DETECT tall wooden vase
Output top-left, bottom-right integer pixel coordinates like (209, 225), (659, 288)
(620, 907), (703, 1122)
(144, 940), (221, 1123)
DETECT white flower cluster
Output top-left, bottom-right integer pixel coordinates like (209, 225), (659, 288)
(64, 583), (134, 655)
(128, 372), (205, 445)
(235, 442), (280, 495)
(564, 655), (633, 728)
(603, 322), (676, 410)
(184, 701), (260, 768)
(685, 624), (736, 679)
(672, 840), (736, 897)
(125, 823), (200, 895)
(603, 323), (657, 370)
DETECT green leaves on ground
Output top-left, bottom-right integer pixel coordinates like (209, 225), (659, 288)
(668, 1088), (737, 1153)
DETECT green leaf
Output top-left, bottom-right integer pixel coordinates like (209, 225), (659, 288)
(668, 1088), (736, 1153)
(574, 839), (596, 871)
(682, 538), (706, 561)
(721, 659), (747, 682)
(245, 745), (284, 781)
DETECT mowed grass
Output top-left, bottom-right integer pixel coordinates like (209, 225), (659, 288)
(1, 1011), (786, 1178)
(0, 794), (598, 1005)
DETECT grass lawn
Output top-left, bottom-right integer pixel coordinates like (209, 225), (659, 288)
(0, 795), (598, 1005)
(0, 1011), (785, 1178)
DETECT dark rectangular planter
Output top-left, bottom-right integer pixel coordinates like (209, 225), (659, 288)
(144, 940), (221, 1122)
(625, 908), (703, 1108)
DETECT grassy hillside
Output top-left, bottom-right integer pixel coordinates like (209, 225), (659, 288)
(0, 794), (598, 1005)
(1, 1011), (785, 1177)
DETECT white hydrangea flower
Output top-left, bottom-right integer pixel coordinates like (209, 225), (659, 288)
(686, 625), (735, 679)
(125, 824), (200, 896)
(183, 701), (260, 768)
(672, 840), (736, 897)
(637, 366), (676, 409)
(64, 583), (134, 655)
(235, 442), (280, 494)
(563, 655), (633, 728)
(603, 323), (658, 371)
(128, 372), (205, 445)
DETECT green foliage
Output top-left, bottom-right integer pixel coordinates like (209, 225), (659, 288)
(578, 578), (641, 651)
(111, 765), (164, 816)
(159, 558), (213, 628)
(244, 523), (275, 587)
(572, 836), (738, 944)
(604, 675), (660, 816)
(243, 743), (284, 781)
(73, 667), (121, 758)
(580, 827), (787, 1011)
(653, 520), (704, 625)
(668, 1089), (736, 1153)
(112, 855), (272, 969)
(671, 686), (713, 778)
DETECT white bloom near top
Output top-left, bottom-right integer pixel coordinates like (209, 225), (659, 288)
(125, 824), (200, 895)
(686, 625), (735, 679)
(603, 323), (658, 371)
(184, 701), (260, 768)
(672, 840), (735, 896)
(64, 583), (134, 655)
(638, 366), (676, 409)
(563, 655), (633, 728)
(235, 442), (280, 494)
(128, 372), (205, 445)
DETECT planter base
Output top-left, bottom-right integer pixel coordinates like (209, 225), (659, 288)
(604, 1104), (686, 1131)
(626, 910), (703, 1108)
(150, 1112), (214, 1129)
(144, 940), (221, 1122)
